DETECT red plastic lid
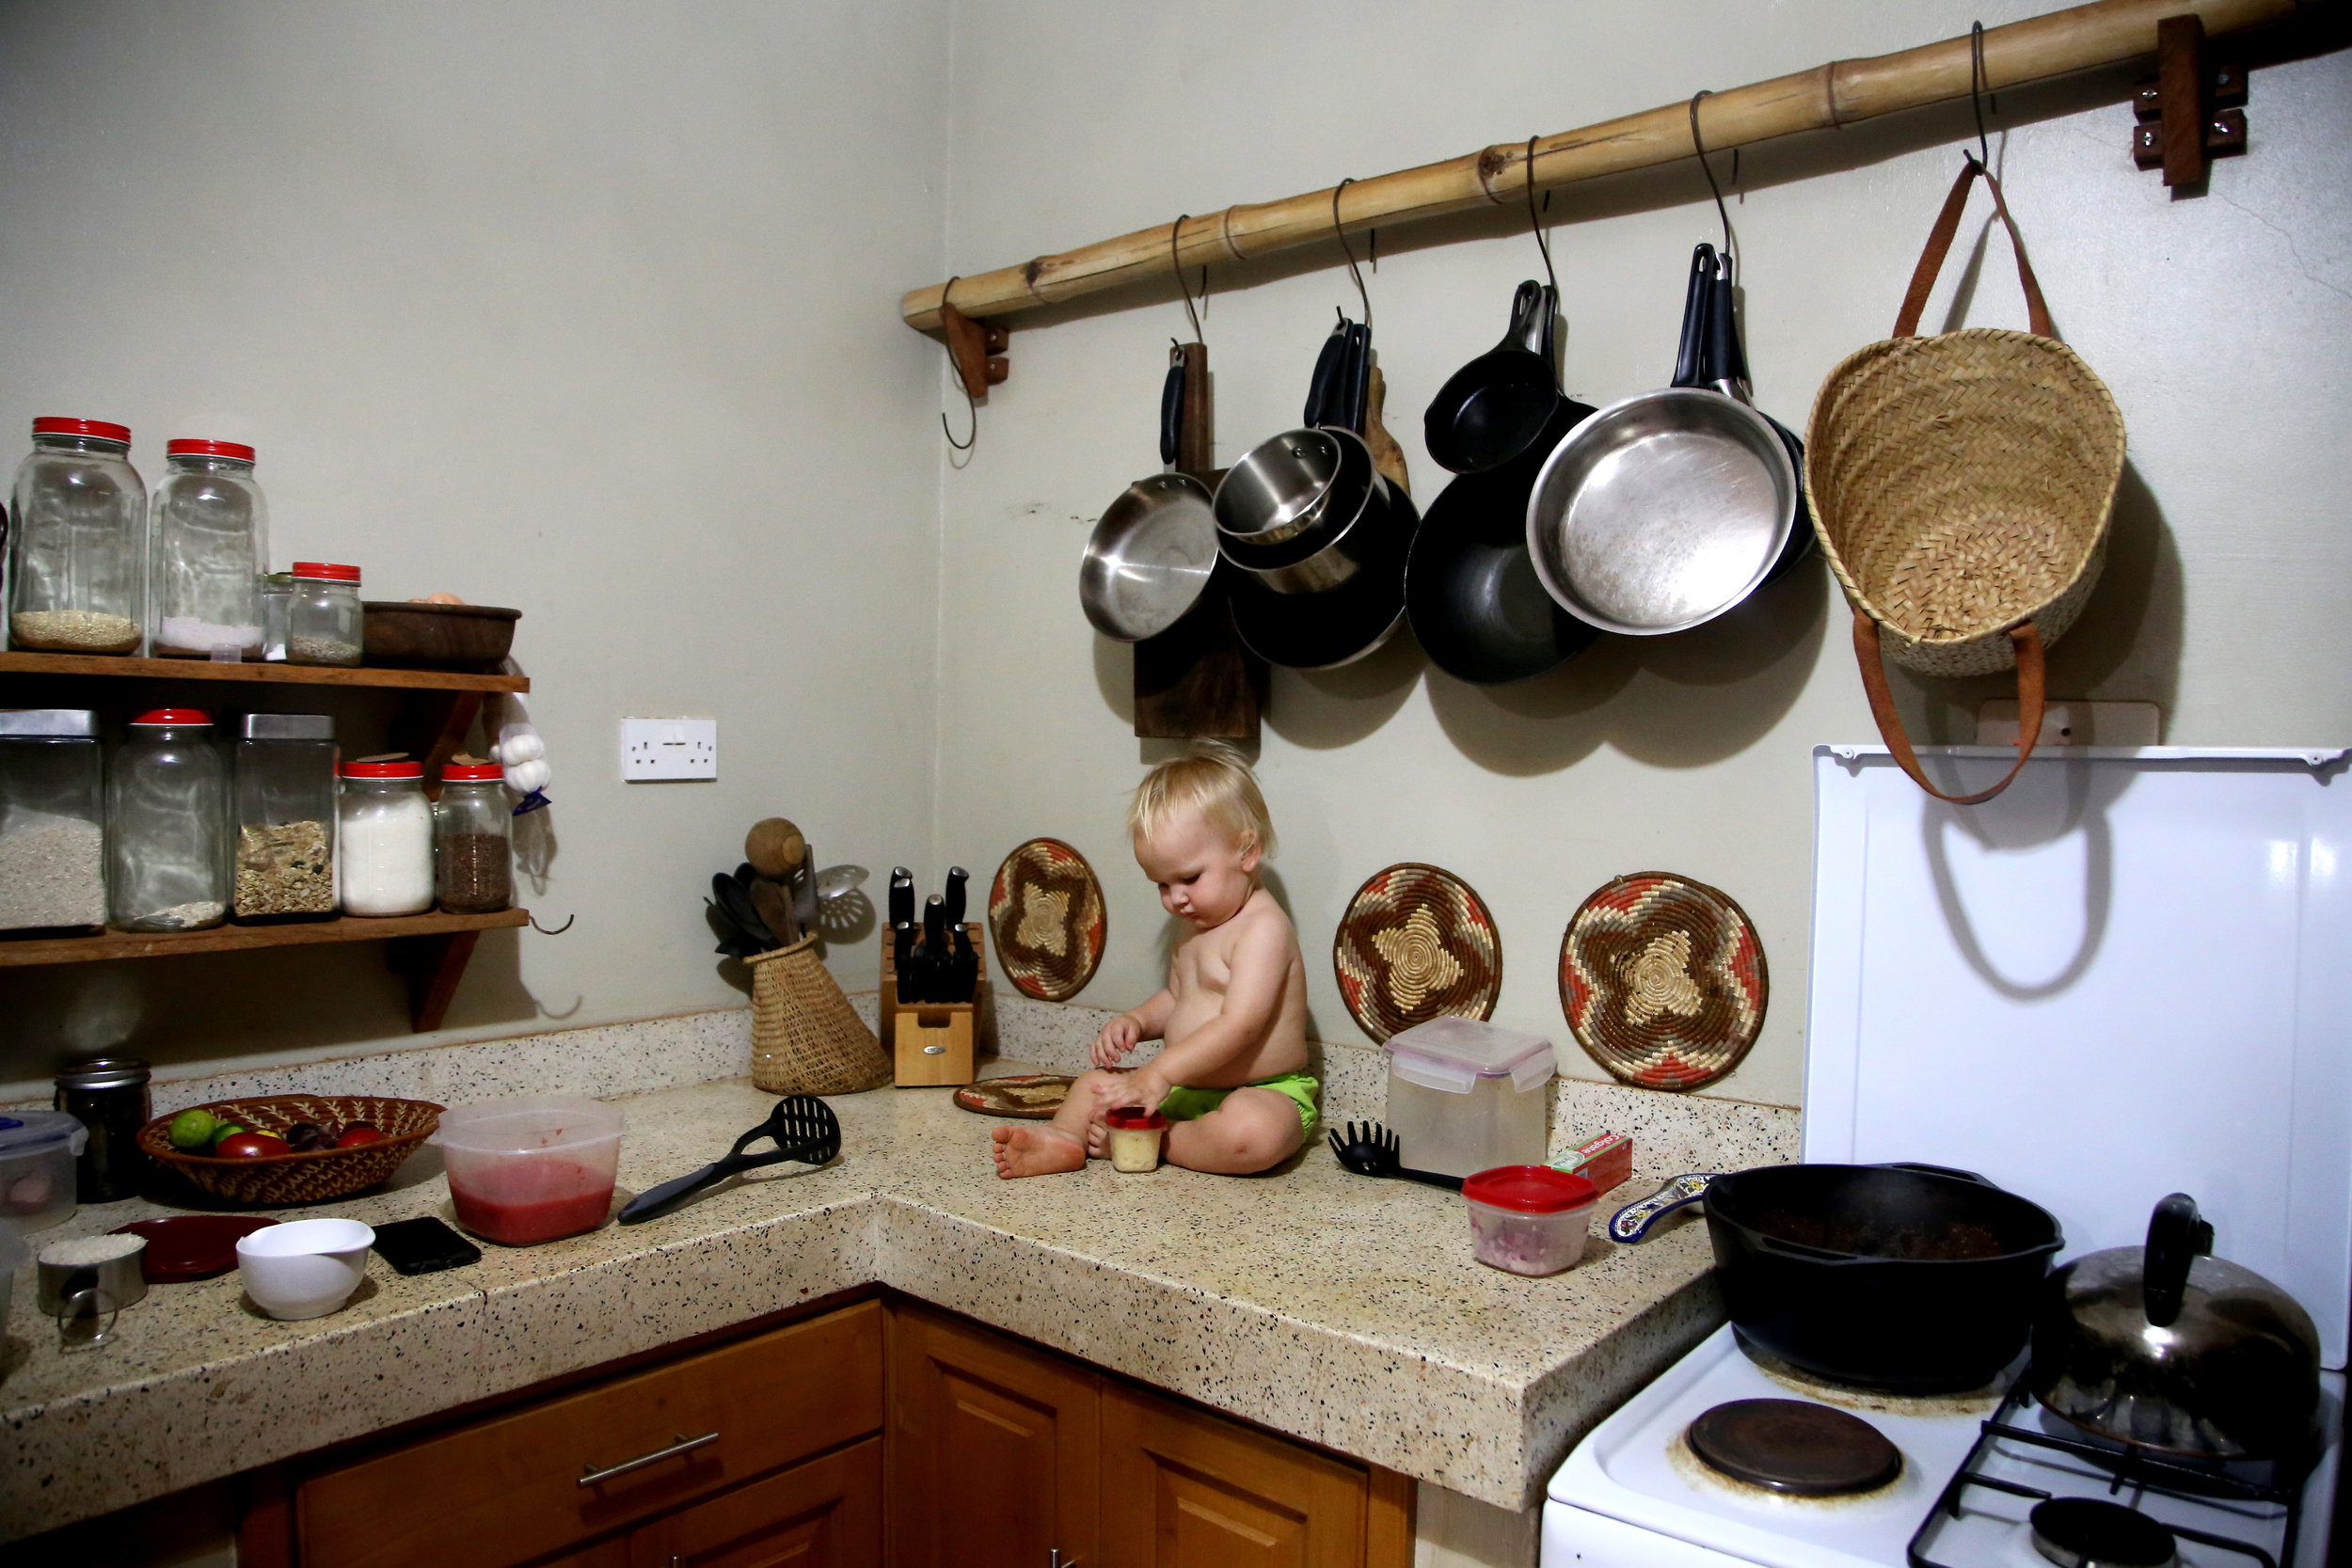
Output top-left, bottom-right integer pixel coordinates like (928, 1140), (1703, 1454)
(440, 761), (504, 782)
(33, 417), (131, 443)
(1105, 1106), (1168, 1130)
(167, 438), (256, 461)
(1462, 1164), (1597, 1213)
(130, 708), (212, 727)
(342, 759), (423, 780)
(292, 562), (361, 582)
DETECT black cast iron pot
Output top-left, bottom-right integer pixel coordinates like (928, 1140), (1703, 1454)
(1700, 1163), (2065, 1392)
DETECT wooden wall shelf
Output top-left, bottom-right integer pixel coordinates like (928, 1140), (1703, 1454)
(0, 651), (528, 693)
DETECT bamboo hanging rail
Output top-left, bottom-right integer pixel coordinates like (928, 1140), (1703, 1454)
(900, 0), (2317, 334)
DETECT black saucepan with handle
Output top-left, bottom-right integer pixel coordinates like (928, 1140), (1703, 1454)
(1613, 1161), (2064, 1392)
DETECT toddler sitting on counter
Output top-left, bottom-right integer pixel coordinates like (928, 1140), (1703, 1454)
(993, 744), (1317, 1178)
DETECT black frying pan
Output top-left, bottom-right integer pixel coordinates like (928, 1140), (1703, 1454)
(1424, 280), (1562, 474)
(1406, 396), (1599, 684)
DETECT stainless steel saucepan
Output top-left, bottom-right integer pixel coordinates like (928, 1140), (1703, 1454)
(1080, 342), (1218, 641)
(1526, 244), (1801, 636)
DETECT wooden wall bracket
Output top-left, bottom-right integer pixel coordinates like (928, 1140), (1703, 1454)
(2133, 14), (2249, 184)
(940, 303), (1009, 400)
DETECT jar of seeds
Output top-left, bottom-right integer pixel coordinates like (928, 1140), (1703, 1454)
(286, 562), (363, 666)
(232, 714), (337, 921)
(8, 418), (147, 654)
(0, 709), (105, 933)
(434, 759), (512, 913)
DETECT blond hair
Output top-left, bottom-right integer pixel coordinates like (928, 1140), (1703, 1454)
(1128, 743), (1276, 859)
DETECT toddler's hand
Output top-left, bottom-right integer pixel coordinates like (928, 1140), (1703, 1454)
(1092, 1015), (1141, 1068)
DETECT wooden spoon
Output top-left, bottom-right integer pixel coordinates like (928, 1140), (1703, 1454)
(745, 817), (806, 879)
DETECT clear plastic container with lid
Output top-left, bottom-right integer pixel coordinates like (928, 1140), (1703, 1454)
(150, 439), (268, 658)
(107, 709), (229, 932)
(1462, 1164), (1597, 1275)
(0, 1111), (89, 1233)
(233, 714), (338, 920)
(1383, 1016), (1558, 1179)
(435, 760), (512, 913)
(8, 418), (146, 655)
(0, 709), (105, 932)
(287, 562), (363, 666)
(437, 1097), (625, 1245)
(338, 758), (433, 916)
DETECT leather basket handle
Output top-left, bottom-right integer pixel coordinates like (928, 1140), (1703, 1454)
(1893, 157), (2054, 341)
(1853, 610), (2045, 805)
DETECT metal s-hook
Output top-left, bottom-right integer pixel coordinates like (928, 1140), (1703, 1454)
(1969, 21), (1996, 170)
(1169, 215), (1205, 344)
(530, 912), (576, 936)
(1688, 91), (1736, 281)
(1330, 178), (1371, 334)
(938, 276), (977, 451)
(1524, 135), (1557, 297)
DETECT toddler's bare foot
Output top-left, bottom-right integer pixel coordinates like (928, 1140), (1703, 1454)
(992, 1124), (1087, 1178)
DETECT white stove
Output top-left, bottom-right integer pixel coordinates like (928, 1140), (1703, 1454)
(1543, 747), (2352, 1568)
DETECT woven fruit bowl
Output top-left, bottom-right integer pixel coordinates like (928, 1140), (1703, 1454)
(136, 1095), (444, 1207)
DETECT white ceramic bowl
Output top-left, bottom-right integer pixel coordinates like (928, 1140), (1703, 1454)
(236, 1217), (374, 1320)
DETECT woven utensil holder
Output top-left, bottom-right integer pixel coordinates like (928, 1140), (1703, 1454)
(747, 938), (891, 1095)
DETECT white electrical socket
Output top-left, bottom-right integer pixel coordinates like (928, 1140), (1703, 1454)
(621, 717), (718, 781)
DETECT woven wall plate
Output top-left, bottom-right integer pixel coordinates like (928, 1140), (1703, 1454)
(1331, 863), (1502, 1043)
(1560, 872), (1767, 1091)
(988, 838), (1107, 1002)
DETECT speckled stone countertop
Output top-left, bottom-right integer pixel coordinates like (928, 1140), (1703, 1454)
(3, 1053), (1774, 1537)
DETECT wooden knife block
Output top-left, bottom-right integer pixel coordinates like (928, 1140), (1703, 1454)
(881, 923), (988, 1086)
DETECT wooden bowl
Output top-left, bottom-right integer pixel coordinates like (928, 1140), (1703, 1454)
(137, 1095), (443, 1206)
(360, 602), (519, 670)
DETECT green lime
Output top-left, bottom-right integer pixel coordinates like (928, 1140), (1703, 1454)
(167, 1108), (218, 1151)
(208, 1121), (247, 1151)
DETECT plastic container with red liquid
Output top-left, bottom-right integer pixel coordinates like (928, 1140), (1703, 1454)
(436, 1097), (624, 1245)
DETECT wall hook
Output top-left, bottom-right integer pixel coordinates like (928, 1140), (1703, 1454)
(2132, 14), (2247, 188)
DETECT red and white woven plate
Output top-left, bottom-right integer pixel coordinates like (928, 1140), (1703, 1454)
(988, 838), (1107, 1002)
(1332, 863), (1502, 1043)
(1559, 871), (1766, 1090)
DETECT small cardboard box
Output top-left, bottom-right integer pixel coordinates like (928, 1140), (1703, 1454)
(881, 923), (989, 1086)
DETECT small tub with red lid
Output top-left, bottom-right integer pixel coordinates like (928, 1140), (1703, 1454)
(1105, 1106), (1168, 1172)
(287, 562), (363, 666)
(1462, 1164), (1598, 1275)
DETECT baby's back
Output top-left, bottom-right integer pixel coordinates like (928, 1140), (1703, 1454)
(1165, 887), (1310, 1086)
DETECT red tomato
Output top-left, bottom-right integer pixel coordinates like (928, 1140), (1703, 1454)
(334, 1125), (387, 1148)
(215, 1132), (288, 1160)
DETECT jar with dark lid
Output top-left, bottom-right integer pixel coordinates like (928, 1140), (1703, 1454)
(435, 760), (512, 913)
(0, 709), (105, 932)
(108, 708), (230, 931)
(150, 438), (268, 659)
(287, 562), (363, 666)
(233, 714), (337, 921)
(8, 417), (147, 654)
(54, 1057), (151, 1204)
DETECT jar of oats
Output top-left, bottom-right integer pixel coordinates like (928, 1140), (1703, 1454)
(8, 418), (147, 655)
(232, 714), (338, 921)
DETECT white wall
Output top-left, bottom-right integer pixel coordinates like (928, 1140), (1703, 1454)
(0, 0), (951, 1088)
(930, 0), (2352, 1106)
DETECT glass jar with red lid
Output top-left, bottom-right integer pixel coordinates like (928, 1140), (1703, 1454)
(149, 439), (268, 659)
(287, 562), (362, 666)
(8, 418), (147, 655)
(338, 758), (433, 916)
(434, 760), (511, 913)
(106, 709), (230, 932)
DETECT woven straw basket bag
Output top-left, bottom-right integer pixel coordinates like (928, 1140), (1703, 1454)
(746, 937), (892, 1096)
(1805, 159), (2124, 804)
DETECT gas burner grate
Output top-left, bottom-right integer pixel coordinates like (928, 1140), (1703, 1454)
(1906, 1386), (2304, 1568)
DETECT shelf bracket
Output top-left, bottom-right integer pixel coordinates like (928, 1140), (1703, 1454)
(389, 928), (485, 1032)
(941, 302), (1009, 400)
(2133, 14), (2249, 186)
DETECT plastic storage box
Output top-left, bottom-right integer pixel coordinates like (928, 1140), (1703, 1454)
(0, 1111), (87, 1232)
(1383, 1017), (1557, 1179)
(437, 1097), (624, 1245)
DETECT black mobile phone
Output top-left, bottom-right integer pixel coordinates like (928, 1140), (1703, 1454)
(372, 1215), (482, 1275)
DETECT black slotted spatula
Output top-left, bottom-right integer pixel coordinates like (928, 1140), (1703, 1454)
(617, 1097), (842, 1225)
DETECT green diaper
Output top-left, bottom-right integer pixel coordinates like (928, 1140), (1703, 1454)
(1158, 1070), (1320, 1132)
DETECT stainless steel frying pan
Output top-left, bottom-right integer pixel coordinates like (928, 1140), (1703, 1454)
(1526, 245), (1800, 636)
(1080, 343), (1218, 641)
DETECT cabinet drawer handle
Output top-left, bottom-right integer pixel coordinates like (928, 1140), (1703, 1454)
(576, 1431), (719, 1487)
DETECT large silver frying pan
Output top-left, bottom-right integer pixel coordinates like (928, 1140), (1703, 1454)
(1526, 245), (1801, 637)
(1080, 344), (1218, 641)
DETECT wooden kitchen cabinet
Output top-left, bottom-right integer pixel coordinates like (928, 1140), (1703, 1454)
(294, 1302), (882, 1568)
(627, 1437), (882, 1568)
(883, 1302), (1409, 1568)
(887, 1300), (1100, 1568)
